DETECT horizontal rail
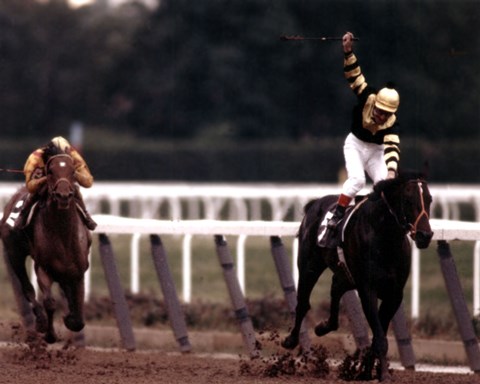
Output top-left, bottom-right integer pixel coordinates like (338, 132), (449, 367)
(92, 215), (480, 317)
(2, 182), (480, 221)
(93, 215), (480, 241)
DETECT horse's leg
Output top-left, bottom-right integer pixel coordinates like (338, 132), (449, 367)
(60, 279), (85, 332)
(282, 252), (327, 349)
(357, 288), (390, 381)
(35, 266), (58, 343)
(314, 273), (350, 336)
(374, 293), (403, 381)
(7, 251), (48, 333)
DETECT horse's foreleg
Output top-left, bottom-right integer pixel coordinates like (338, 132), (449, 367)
(358, 289), (391, 381)
(378, 293), (403, 335)
(61, 279), (85, 333)
(314, 273), (349, 336)
(373, 294), (403, 382)
(282, 255), (326, 350)
(36, 266), (57, 343)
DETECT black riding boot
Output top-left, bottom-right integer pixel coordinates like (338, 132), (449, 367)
(327, 204), (346, 230)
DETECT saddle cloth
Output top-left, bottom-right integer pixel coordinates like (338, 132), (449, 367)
(6, 193), (89, 229)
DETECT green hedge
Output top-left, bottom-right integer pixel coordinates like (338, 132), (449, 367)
(0, 137), (477, 183)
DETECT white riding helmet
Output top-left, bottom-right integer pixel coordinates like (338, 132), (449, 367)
(51, 136), (70, 152)
(375, 87), (400, 113)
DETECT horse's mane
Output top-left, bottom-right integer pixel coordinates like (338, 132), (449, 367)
(370, 170), (427, 201)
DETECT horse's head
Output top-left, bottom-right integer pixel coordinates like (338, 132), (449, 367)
(46, 154), (76, 210)
(373, 172), (434, 249)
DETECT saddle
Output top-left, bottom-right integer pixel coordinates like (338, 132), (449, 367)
(316, 196), (368, 285)
(317, 195), (368, 249)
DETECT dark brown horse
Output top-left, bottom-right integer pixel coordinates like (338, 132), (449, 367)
(1, 154), (91, 343)
(282, 172), (433, 381)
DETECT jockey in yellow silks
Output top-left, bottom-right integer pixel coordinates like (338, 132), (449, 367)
(16, 136), (97, 230)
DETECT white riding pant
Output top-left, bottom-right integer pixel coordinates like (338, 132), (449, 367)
(341, 133), (387, 198)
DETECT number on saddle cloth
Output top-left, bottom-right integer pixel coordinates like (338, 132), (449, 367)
(5, 192), (41, 229)
(5, 197), (26, 228)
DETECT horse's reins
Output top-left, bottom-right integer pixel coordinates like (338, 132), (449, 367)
(380, 179), (430, 238)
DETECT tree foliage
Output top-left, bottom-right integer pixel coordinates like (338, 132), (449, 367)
(0, 0), (479, 141)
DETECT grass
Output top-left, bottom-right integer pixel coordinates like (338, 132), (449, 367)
(0, 234), (478, 340)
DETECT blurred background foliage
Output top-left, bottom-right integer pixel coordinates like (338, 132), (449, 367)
(0, 0), (479, 181)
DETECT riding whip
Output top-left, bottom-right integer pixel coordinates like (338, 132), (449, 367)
(0, 168), (24, 174)
(280, 35), (359, 42)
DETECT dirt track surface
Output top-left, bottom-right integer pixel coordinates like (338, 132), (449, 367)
(0, 345), (478, 384)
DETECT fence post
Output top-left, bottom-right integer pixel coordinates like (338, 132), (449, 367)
(150, 234), (192, 353)
(391, 301), (416, 369)
(98, 233), (136, 351)
(437, 240), (480, 372)
(214, 235), (259, 357)
(270, 236), (311, 350)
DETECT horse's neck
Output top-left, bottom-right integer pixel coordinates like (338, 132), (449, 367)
(42, 203), (81, 231)
(366, 199), (406, 238)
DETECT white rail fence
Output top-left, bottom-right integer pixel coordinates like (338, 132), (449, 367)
(91, 215), (480, 320)
(1, 181), (480, 221)
(1, 181), (479, 319)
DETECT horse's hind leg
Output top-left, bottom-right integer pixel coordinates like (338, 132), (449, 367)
(314, 273), (350, 336)
(5, 248), (48, 333)
(282, 253), (327, 350)
(60, 280), (85, 333)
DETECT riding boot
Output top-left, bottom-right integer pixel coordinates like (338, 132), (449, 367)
(328, 194), (352, 230)
(327, 204), (346, 230)
(74, 187), (97, 231)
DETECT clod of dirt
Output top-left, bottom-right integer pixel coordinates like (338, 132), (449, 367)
(239, 330), (329, 378)
(338, 347), (392, 381)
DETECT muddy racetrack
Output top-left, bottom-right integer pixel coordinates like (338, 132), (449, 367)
(0, 334), (477, 384)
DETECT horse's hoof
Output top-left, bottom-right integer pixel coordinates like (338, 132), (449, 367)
(44, 332), (57, 344)
(281, 335), (298, 350)
(64, 315), (85, 332)
(314, 320), (336, 336)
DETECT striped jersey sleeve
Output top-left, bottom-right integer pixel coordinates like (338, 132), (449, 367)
(383, 134), (400, 173)
(344, 52), (368, 96)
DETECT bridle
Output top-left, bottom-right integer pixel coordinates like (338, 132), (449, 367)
(380, 179), (430, 238)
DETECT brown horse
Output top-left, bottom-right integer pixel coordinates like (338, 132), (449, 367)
(282, 172), (433, 381)
(1, 154), (91, 343)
